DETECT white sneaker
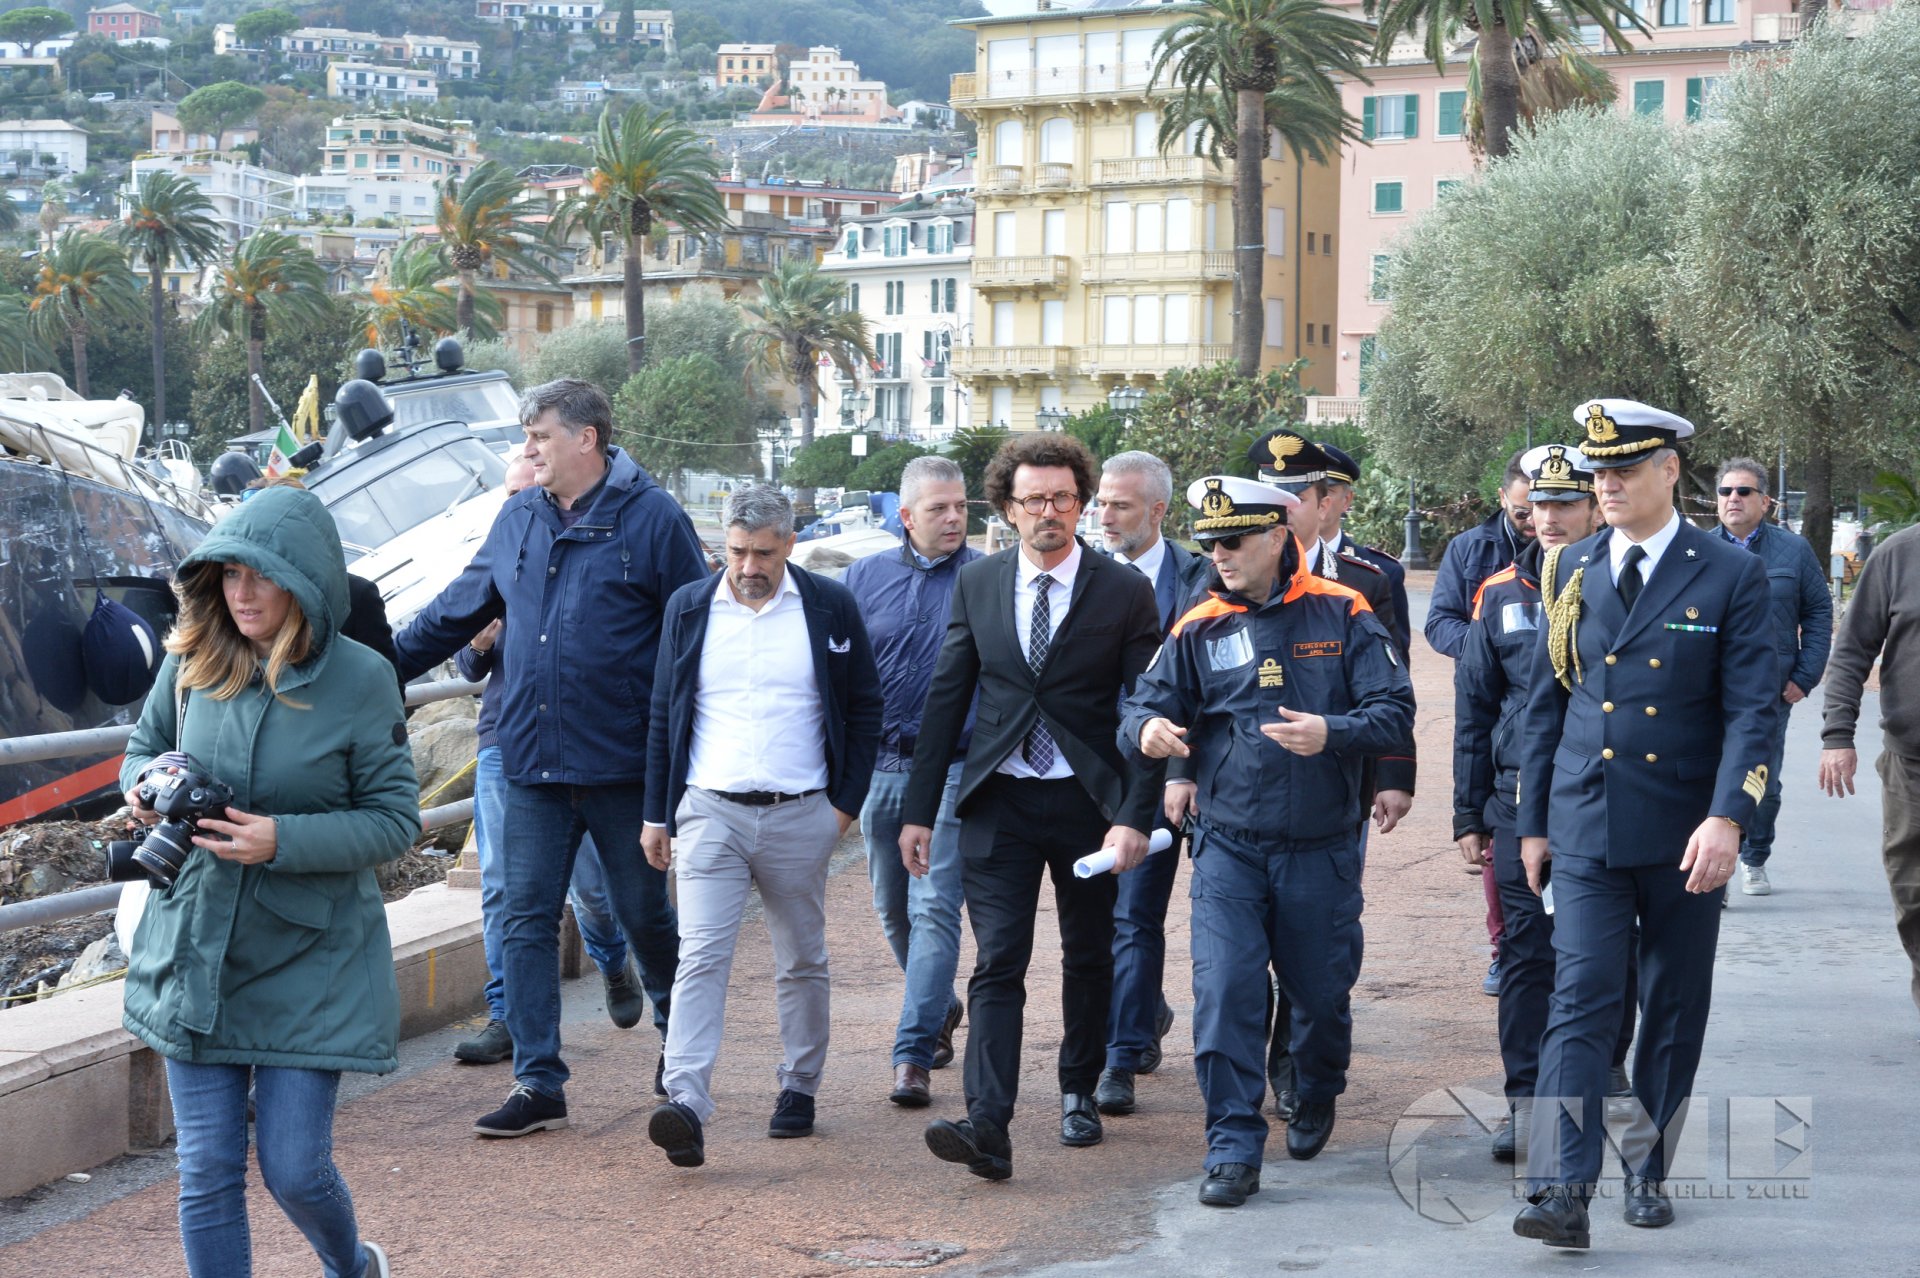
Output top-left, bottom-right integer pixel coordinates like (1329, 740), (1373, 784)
(362, 1242), (391, 1278)
(1742, 864), (1772, 896)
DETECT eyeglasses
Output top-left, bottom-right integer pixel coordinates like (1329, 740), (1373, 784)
(1206, 534), (1247, 551)
(1013, 491), (1081, 515)
(1718, 485), (1761, 497)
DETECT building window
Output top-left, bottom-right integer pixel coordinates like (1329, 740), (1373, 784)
(1263, 298), (1283, 347)
(1370, 254), (1392, 303)
(1306, 231), (1316, 254)
(846, 282), (859, 312)
(1042, 299), (1064, 346)
(1436, 177), (1463, 199)
(1038, 116), (1072, 164)
(1358, 335), (1379, 393)
(1660, 0), (1687, 24)
(928, 386), (944, 427)
(1362, 93), (1419, 142)
(1703, 0), (1734, 22)
(1633, 80), (1666, 116)
(1372, 181), (1404, 215)
(1437, 89), (1466, 140)
(1685, 76), (1721, 121)
(536, 302), (553, 333)
(1305, 323), (1314, 346)
(1265, 207), (1284, 257)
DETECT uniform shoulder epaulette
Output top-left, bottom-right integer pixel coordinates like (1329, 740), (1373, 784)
(1361, 544), (1401, 564)
(1540, 544), (1586, 690)
(1335, 549), (1386, 577)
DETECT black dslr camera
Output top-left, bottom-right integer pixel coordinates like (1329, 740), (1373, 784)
(105, 754), (235, 888)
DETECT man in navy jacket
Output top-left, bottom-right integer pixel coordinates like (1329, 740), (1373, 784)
(640, 486), (880, 1168)
(1426, 449), (1536, 659)
(395, 379), (709, 1138)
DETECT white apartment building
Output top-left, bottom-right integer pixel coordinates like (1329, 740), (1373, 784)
(328, 62), (440, 105)
(817, 198), (975, 441)
(126, 153), (297, 244)
(526, 2), (602, 35)
(319, 114), (477, 182)
(404, 34), (482, 79)
(593, 8), (673, 45)
(0, 120), (87, 178)
(552, 80), (606, 112)
(298, 172), (440, 223)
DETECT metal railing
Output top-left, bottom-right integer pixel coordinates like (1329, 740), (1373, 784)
(0, 676), (486, 935)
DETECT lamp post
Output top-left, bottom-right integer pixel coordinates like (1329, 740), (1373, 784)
(1107, 384), (1145, 420)
(1036, 405), (1068, 431)
(1400, 477), (1431, 569)
(843, 388), (870, 431)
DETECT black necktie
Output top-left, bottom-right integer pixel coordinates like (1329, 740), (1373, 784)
(1023, 573), (1056, 773)
(1619, 544), (1647, 612)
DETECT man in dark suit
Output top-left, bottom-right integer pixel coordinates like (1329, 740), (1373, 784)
(1088, 450), (1210, 1118)
(640, 486), (881, 1169)
(902, 433), (1161, 1181)
(1511, 400), (1777, 1250)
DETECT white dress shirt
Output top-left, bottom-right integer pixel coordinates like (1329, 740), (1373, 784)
(1610, 509), (1682, 588)
(1114, 534), (1166, 586)
(997, 540), (1081, 781)
(687, 569), (828, 795)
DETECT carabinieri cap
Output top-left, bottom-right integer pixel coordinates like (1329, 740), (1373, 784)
(1574, 398), (1696, 468)
(1187, 474), (1298, 542)
(1520, 442), (1596, 503)
(1246, 428), (1340, 493)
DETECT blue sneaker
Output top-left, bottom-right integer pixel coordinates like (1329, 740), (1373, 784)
(1482, 960), (1501, 997)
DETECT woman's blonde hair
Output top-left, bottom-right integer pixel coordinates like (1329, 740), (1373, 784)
(166, 560), (313, 700)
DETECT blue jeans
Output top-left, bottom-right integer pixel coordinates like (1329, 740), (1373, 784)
(501, 779), (678, 1098)
(166, 1059), (365, 1278)
(1107, 828), (1177, 1070)
(474, 750), (634, 1019)
(860, 763), (965, 1068)
(1741, 701), (1794, 866)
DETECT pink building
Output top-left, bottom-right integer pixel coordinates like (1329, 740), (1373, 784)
(1327, 0), (1884, 406)
(86, 4), (162, 41)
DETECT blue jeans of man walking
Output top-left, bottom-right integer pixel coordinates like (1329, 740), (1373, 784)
(861, 761), (965, 1067)
(501, 779), (678, 1098)
(1740, 701), (1794, 867)
(1108, 830), (1178, 1071)
(166, 1059), (367, 1278)
(473, 748), (633, 1022)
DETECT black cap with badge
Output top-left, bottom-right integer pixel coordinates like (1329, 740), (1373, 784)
(1246, 428), (1341, 495)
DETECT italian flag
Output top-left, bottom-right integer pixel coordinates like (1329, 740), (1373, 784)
(264, 420), (301, 477)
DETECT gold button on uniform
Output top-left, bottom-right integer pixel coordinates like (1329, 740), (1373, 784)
(1603, 702), (1615, 713)
(1602, 748), (1615, 760)
(1605, 654), (1618, 666)
(1646, 753), (1659, 763)
(1645, 706), (1658, 716)
(1649, 658), (1662, 668)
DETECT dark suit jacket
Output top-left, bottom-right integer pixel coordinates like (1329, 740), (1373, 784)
(1516, 519), (1779, 867)
(342, 573), (403, 697)
(646, 563), (882, 833)
(1315, 544), (1416, 795)
(904, 541), (1162, 835)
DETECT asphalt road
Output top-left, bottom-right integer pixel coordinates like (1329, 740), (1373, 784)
(1, 583), (1912, 1277)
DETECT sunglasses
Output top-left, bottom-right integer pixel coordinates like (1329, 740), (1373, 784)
(1205, 534), (1249, 551)
(1717, 485), (1761, 497)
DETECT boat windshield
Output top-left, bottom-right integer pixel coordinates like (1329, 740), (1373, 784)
(386, 379), (521, 432)
(308, 437), (506, 552)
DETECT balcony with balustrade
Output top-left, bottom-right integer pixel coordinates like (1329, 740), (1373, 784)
(980, 164), (1024, 194)
(1080, 250), (1233, 284)
(973, 255), (1071, 290)
(1093, 155), (1228, 187)
(950, 62), (1162, 107)
(1076, 343), (1231, 376)
(952, 346), (1073, 378)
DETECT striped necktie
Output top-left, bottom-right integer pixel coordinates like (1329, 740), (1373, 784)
(1023, 572), (1056, 773)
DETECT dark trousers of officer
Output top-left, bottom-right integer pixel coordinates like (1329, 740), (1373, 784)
(1107, 833), (1178, 1071)
(1488, 797), (1638, 1102)
(958, 775), (1117, 1136)
(1527, 853), (1723, 1192)
(1193, 823), (1363, 1171)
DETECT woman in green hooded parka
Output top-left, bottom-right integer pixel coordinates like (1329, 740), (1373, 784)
(120, 485), (419, 1278)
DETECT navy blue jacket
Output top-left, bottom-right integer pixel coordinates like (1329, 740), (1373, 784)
(1516, 520), (1779, 867)
(645, 563), (882, 832)
(1453, 540), (1544, 838)
(843, 538), (981, 771)
(394, 447), (709, 785)
(1340, 532), (1410, 656)
(1716, 521), (1832, 692)
(1427, 510), (1530, 658)
(1121, 537), (1415, 843)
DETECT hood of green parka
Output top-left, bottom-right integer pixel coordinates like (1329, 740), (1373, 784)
(179, 485), (348, 661)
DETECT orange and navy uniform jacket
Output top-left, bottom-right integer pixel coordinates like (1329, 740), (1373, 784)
(1452, 539), (1543, 840)
(1119, 536), (1416, 843)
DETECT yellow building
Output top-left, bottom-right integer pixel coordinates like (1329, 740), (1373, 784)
(950, 0), (1340, 430)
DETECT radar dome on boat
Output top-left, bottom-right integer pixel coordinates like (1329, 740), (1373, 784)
(209, 450), (262, 496)
(335, 379), (395, 442)
(434, 337), (465, 373)
(353, 348), (388, 382)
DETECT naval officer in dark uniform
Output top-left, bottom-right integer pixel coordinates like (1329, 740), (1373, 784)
(1120, 476), (1415, 1207)
(1512, 400), (1777, 1250)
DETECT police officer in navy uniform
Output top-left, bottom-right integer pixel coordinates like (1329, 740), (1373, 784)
(1454, 444), (1636, 1162)
(1512, 400), (1778, 1250)
(1120, 476), (1415, 1208)
(1241, 430), (1417, 1123)
(1318, 442), (1411, 654)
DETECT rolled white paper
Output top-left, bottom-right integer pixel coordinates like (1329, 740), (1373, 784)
(1073, 827), (1175, 879)
(1542, 881), (1555, 916)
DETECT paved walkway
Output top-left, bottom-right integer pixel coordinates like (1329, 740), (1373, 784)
(0, 585), (1911, 1277)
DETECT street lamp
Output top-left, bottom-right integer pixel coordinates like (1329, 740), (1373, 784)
(842, 387), (870, 429)
(1401, 478), (1432, 569)
(1036, 405), (1068, 431)
(1107, 385), (1146, 416)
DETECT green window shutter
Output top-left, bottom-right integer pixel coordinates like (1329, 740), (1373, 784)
(1438, 90), (1464, 138)
(923, 330), (934, 359)
(1402, 93), (1418, 139)
(849, 283), (858, 311)
(1633, 81), (1665, 115)
(1686, 77), (1703, 121)
(930, 278), (940, 310)
(1362, 96), (1376, 141)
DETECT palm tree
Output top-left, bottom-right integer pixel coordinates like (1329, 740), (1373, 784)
(736, 256), (876, 508)
(114, 170), (223, 441)
(27, 231), (140, 397)
(558, 103), (727, 376)
(1365, 0), (1648, 159)
(1152, 0), (1373, 375)
(1157, 74), (1361, 168)
(355, 238), (503, 347)
(196, 230), (332, 435)
(0, 293), (55, 372)
(434, 160), (556, 336)
(1460, 30), (1615, 154)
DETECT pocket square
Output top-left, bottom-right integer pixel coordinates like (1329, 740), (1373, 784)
(827, 636), (851, 653)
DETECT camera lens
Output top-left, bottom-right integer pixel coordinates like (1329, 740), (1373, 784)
(131, 820), (195, 888)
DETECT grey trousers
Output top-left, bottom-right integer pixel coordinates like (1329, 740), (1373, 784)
(662, 787), (840, 1123)
(1880, 751), (1920, 1018)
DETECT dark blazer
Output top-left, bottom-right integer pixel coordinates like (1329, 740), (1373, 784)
(1516, 519), (1779, 867)
(1338, 533), (1411, 656)
(1152, 540), (1213, 633)
(645, 563), (883, 833)
(342, 573), (403, 697)
(1317, 543), (1417, 795)
(904, 541), (1162, 835)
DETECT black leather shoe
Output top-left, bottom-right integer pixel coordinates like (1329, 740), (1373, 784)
(1513, 1186), (1591, 1249)
(1137, 1003), (1176, 1074)
(1491, 1119), (1517, 1163)
(603, 954), (644, 1029)
(931, 999), (964, 1070)
(647, 1100), (705, 1167)
(1623, 1175), (1674, 1228)
(1286, 1098), (1335, 1160)
(1608, 1065), (1632, 1098)
(1060, 1093), (1104, 1147)
(768, 1088), (815, 1138)
(925, 1118), (1012, 1181)
(1093, 1068), (1136, 1115)
(1272, 1088), (1299, 1122)
(1198, 1162), (1261, 1207)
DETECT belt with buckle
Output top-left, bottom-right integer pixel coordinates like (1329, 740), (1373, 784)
(707, 787), (824, 807)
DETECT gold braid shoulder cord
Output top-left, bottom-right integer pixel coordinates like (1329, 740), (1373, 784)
(1541, 543), (1586, 691)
